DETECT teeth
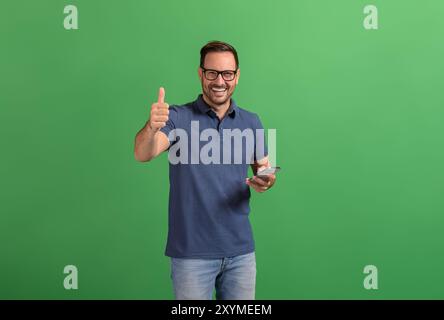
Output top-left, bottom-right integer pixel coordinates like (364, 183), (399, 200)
(212, 88), (226, 92)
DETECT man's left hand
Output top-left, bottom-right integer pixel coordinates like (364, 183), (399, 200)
(246, 174), (276, 193)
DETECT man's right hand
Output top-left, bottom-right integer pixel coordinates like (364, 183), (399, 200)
(147, 87), (169, 132)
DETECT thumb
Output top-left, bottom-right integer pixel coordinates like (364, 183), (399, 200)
(158, 87), (165, 104)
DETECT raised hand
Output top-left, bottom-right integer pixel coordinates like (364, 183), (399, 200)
(148, 87), (169, 131)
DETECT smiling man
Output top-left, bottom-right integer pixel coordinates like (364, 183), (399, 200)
(134, 41), (276, 300)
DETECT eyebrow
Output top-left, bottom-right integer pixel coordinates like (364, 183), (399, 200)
(202, 67), (237, 71)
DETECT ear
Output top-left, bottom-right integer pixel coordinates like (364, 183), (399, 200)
(235, 68), (240, 85)
(198, 67), (203, 80)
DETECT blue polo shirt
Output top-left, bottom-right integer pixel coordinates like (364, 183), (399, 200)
(160, 94), (267, 258)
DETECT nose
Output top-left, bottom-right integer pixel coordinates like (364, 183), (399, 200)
(214, 73), (226, 85)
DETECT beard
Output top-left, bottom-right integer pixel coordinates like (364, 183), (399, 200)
(201, 81), (235, 107)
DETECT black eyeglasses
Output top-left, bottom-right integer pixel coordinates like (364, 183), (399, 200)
(201, 67), (238, 81)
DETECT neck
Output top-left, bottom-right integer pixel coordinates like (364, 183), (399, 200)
(202, 94), (231, 120)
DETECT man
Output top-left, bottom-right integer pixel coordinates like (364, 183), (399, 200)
(134, 41), (276, 300)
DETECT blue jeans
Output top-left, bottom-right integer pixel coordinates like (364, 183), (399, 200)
(170, 252), (256, 300)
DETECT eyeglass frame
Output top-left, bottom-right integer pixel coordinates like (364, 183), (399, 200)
(200, 66), (239, 81)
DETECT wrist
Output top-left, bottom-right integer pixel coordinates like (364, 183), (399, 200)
(144, 121), (158, 135)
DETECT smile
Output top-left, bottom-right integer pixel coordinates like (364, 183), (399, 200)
(211, 87), (227, 92)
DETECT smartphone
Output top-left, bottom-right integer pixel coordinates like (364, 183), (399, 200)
(256, 166), (281, 177)
(248, 166), (280, 183)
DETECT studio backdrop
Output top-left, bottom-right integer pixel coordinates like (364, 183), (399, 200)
(1, 0), (443, 299)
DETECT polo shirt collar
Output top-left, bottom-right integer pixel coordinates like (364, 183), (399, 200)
(196, 94), (237, 118)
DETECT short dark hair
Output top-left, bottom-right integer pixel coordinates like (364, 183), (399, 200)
(200, 41), (239, 69)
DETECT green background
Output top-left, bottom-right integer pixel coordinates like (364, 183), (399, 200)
(1, 0), (443, 299)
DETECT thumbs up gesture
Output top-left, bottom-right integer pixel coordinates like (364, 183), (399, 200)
(147, 87), (169, 131)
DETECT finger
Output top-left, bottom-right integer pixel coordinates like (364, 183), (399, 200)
(151, 116), (168, 122)
(252, 176), (268, 186)
(152, 122), (166, 128)
(256, 175), (270, 183)
(154, 116), (169, 122)
(246, 179), (256, 187)
(157, 102), (169, 110)
(249, 179), (267, 189)
(260, 174), (275, 185)
(155, 109), (169, 116)
(158, 87), (165, 104)
(254, 185), (266, 192)
(246, 179), (266, 192)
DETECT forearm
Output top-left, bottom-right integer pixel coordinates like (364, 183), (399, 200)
(134, 122), (160, 162)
